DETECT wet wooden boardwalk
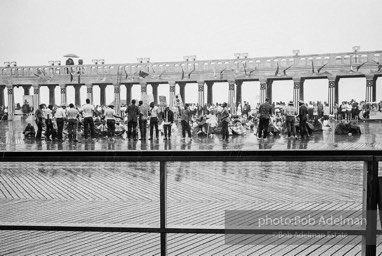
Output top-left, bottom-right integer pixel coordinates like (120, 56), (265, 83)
(1, 161), (382, 255)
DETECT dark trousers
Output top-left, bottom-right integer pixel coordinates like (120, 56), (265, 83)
(164, 124), (171, 138)
(222, 120), (229, 139)
(83, 117), (95, 139)
(150, 117), (159, 138)
(181, 120), (191, 138)
(45, 119), (53, 140)
(299, 117), (309, 138)
(139, 119), (147, 139)
(56, 118), (64, 140)
(67, 119), (77, 141)
(128, 121), (138, 139)
(35, 118), (43, 139)
(107, 119), (116, 138)
(286, 116), (296, 137)
(258, 117), (269, 139)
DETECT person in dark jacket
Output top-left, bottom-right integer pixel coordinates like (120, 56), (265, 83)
(257, 98), (273, 139)
(160, 105), (174, 140)
(298, 100), (309, 139)
(125, 99), (139, 140)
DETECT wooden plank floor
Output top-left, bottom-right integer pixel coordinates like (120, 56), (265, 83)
(1, 161), (382, 255)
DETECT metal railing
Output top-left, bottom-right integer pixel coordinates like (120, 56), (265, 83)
(0, 150), (381, 256)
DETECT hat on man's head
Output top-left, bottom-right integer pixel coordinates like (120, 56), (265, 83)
(108, 104), (114, 108)
(288, 101), (294, 105)
(299, 100), (305, 104)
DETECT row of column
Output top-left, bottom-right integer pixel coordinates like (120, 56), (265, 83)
(0, 76), (379, 120)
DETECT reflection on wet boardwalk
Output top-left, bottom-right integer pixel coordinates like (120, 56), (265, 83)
(2, 119), (382, 151)
(2, 120), (382, 255)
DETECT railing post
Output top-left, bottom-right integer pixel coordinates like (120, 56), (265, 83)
(362, 159), (378, 256)
(160, 161), (167, 256)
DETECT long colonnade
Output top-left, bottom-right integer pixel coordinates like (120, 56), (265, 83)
(1, 50), (381, 120)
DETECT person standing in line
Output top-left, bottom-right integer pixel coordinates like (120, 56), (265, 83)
(257, 98), (273, 140)
(104, 105), (122, 141)
(138, 100), (148, 140)
(126, 99), (139, 141)
(66, 103), (79, 142)
(220, 102), (230, 141)
(180, 104), (192, 141)
(148, 102), (159, 140)
(82, 98), (96, 140)
(161, 104), (174, 140)
(35, 104), (45, 140)
(298, 100), (309, 139)
(285, 101), (298, 139)
(55, 104), (67, 142)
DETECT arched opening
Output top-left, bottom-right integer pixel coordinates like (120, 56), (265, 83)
(375, 78), (382, 102)
(338, 77), (365, 103)
(105, 85), (114, 106)
(241, 81), (259, 106)
(184, 82), (198, 104)
(304, 79), (327, 103)
(271, 80), (293, 103)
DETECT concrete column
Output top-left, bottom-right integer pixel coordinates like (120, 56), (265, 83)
(140, 81), (147, 99)
(60, 85), (67, 106)
(266, 80), (273, 104)
(125, 84), (133, 105)
(86, 84), (93, 104)
(366, 76), (377, 102)
(293, 77), (304, 111)
(151, 83), (159, 105)
(99, 84), (107, 106)
(206, 81), (214, 105)
(33, 85), (40, 113)
(0, 85), (5, 107)
(228, 80), (235, 112)
(197, 81), (205, 107)
(169, 81), (176, 107)
(7, 85), (14, 120)
(114, 84), (121, 114)
(74, 84), (81, 106)
(23, 85), (31, 95)
(47, 85), (56, 106)
(235, 80), (243, 107)
(328, 77), (339, 114)
(178, 82), (186, 104)
(299, 81), (304, 101)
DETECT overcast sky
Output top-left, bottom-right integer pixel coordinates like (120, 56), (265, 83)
(1, 0), (381, 105)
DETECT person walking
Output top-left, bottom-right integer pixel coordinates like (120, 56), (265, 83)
(148, 102), (159, 140)
(126, 99), (139, 140)
(221, 102), (230, 141)
(285, 101), (298, 139)
(66, 103), (79, 142)
(161, 105), (174, 140)
(35, 104), (45, 140)
(138, 100), (148, 140)
(82, 98), (96, 140)
(298, 100), (309, 139)
(180, 104), (192, 141)
(257, 98), (273, 140)
(55, 104), (66, 141)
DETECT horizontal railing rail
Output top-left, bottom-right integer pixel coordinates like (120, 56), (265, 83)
(0, 150), (381, 256)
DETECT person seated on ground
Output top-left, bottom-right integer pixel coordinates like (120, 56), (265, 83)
(115, 122), (126, 137)
(335, 121), (361, 135)
(23, 123), (36, 139)
(96, 120), (108, 137)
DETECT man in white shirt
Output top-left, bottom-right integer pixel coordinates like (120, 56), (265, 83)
(55, 104), (67, 141)
(104, 105), (122, 140)
(148, 102), (159, 140)
(66, 103), (79, 142)
(82, 98), (96, 140)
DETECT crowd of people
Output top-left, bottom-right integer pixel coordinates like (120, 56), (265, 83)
(17, 96), (372, 143)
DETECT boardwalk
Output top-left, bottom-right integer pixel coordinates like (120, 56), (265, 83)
(1, 160), (382, 255)
(2, 120), (382, 255)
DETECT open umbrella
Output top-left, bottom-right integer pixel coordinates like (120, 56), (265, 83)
(63, 53), (80, 58)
